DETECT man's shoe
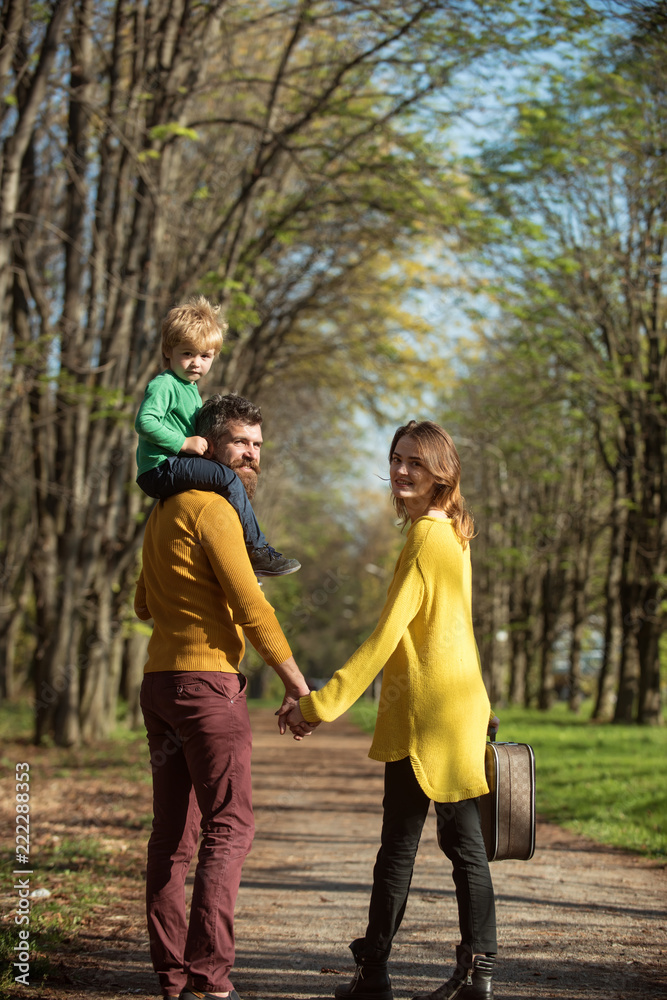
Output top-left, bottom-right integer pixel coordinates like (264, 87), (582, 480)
(179, 990), (241, 1000)
(251, 544), (301, 577)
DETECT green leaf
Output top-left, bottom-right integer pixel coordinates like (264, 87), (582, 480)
(148, 123), (200, 142)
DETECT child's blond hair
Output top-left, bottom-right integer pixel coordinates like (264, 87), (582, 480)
(161, 295), (227, 366)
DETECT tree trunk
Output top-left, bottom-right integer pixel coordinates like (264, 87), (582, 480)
(568, 468), (594, 713)
(614, 412), (665, 724)
(538, 562), (564, 711)
(615, 627), (640, 723)
(474, 447), (509, 701)
(0, 0), (73, 350)
(593, 482), (627, 720)
(637, 610), (663, 725)
(508, 568), (536, 707)
(123, 631), (150, 729)
(634, 409), (666, 724)
(0, 575), (33, 701)
(568, 577), (586, 714)
(615, 545), (641, 724)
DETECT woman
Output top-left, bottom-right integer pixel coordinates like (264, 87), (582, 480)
(283, 420), (499, 1000)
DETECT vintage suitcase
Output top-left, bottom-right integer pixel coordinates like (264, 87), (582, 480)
(478, 737), (536, 862)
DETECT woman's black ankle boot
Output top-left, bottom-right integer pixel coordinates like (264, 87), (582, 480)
(456, 955), (495, 1000)
(334, 940), (393, 1000)
(410, 943), (473, 1000)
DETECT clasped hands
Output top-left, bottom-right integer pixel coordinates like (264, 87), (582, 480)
(276, 694), (320, 741)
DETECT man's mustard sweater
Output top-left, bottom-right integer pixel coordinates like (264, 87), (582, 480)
(300, 516), (491, 803)
(134, 491), (291, 672)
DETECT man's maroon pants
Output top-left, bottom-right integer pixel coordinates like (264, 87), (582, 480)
(141, 671), (254, 997)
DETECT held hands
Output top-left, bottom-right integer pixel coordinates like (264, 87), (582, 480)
(272, 659), (318, 741)
(181, 435), (209, 456)
(276, 696), (320, 741)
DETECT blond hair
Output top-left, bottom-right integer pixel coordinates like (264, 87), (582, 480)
(389, 420), (475, 546)
(161, 295), (227, 365)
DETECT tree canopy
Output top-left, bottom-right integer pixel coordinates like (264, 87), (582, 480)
(1, 0), (663, 741)
(451, 0), (666, 722)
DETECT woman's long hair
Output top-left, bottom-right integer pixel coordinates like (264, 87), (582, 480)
(389, 420), (475, 546)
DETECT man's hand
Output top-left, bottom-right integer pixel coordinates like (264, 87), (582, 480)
(276, 691), (304, 735)
(181, 435), (209, 456)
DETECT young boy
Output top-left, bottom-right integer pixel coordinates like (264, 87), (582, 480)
(135, 296), (300, 577)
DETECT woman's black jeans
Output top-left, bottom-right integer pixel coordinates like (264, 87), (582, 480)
(361, 756), (497, 963)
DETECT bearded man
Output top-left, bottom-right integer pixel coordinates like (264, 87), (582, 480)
(198, 393), (264, 502)
(135, 393), (309, 1000)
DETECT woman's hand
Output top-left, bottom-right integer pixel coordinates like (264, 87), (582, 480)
(488, 715), (500, 739)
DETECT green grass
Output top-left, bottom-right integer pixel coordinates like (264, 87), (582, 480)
(0, 699), (34, 740)
(349, 700), (667, 859)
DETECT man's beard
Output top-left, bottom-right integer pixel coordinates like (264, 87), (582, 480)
(229, 458), (260, 501)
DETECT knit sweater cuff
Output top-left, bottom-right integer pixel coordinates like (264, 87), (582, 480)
(299, 695), (320, 724)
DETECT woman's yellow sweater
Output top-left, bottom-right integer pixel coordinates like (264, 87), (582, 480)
(300, 516), (491, 803)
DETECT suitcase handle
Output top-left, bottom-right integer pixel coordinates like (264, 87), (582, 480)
(488, 734), (525, 747)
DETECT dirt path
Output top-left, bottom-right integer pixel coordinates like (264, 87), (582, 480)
(2, 708), (666, 1000)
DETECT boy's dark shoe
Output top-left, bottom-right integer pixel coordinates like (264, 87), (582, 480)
(251, 544), (300, 577)
(179, 989), (242, 1000)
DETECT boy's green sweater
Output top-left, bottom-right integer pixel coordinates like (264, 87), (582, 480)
(135, 369), (201, 476)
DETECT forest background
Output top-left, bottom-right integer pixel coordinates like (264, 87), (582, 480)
(0, 0), (665, 747)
